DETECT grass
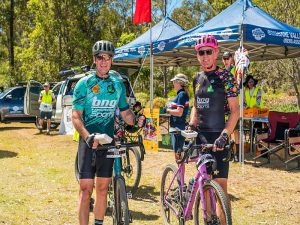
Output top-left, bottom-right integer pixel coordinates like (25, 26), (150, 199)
(0, 122), (299, 224)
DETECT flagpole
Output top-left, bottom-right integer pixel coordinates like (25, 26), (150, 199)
(150, 22), (153, 113)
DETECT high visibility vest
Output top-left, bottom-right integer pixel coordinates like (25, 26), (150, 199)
(230, 66), (235, 76)
(73, 130), (80, 142)
(244, 87), (263, 108)
(41, 90), (53, 104)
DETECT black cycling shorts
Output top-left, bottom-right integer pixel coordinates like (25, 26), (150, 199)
(77, 139), (114, 179)
(40, 111), (52, 119)
(196, 131), (229, 179)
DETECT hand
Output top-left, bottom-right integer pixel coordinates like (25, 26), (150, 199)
(214, 132), (229, 151)
(85, 134), (95, 149)
(136, 114), (146, 128)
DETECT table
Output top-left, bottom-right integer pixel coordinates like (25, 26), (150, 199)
(243, 117), (269, 155)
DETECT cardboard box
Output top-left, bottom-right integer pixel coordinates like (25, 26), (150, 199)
(243, 108), (269, 118)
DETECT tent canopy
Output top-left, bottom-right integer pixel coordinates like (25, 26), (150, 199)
(114, 0), (300, 66)
(114, 16), (185, 66)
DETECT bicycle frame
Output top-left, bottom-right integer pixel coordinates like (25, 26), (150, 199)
(163, 156), (216, 221)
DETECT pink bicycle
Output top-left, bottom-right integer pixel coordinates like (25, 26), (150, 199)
(160, 130), (233, 225)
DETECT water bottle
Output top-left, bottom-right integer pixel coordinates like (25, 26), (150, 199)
(185, 178), (195, 203)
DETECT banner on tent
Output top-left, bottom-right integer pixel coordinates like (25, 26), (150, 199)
(142, 108), (159, 151)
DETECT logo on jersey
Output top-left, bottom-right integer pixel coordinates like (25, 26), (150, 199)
(92, 97), (117, 108)
(92, 84), (100, 94)
(197, 97), (210, 109)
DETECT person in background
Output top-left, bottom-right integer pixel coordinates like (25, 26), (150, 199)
(38, 82), (56, 135)
(222, 51), (235, 75)
(244, 75), (263, 108)
(165, 73), (190, 161)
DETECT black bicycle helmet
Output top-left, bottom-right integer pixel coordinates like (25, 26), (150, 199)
(92, 40), (115, 56)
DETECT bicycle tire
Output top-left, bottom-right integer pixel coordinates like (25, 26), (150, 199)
(194, 180), (232, 225)
(160, 164), (183, 225)
(114, 176), (130, 225)
(122, 147), (141, 195)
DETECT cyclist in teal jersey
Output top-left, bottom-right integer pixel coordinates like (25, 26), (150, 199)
(72, 40), (145, 225)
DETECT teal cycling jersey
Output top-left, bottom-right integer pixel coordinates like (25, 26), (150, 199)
(72, 71), (129, 137)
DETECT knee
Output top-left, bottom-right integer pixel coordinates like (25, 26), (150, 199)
(80, 187), (93, 201)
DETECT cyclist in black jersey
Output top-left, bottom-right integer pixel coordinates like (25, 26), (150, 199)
(72, 40), (145, 225)
(189, 35), (239, 196)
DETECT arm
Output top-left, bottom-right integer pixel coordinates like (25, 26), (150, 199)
(72, 109), (90, 141)
(52, 94), (56, 105)
(223, 96), (239, 135)
(166, 107), (183, 117)
(189, 100), (198, 127)
(120, 109), (135, 126)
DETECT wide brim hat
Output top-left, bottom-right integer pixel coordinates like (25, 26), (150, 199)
(243, 75), (258, 86)
(43, 82), (50, 87)
(170, 73), (188, 84)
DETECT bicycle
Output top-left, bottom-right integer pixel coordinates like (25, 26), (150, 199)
(114, 114), (146, 194)
(160, 130), (233, 225)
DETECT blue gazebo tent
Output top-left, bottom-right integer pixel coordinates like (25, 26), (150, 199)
(117, 0), (300, 66)
(114, 16), (185, 66)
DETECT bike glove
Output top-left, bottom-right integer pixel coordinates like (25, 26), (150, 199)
(214, 132), (229, 149)
(85, 133), (95, 149)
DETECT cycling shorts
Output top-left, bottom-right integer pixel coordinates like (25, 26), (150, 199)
(77, 138), (114, 179)
(40, 111), (52, 119)
(196, 131), (229, 179)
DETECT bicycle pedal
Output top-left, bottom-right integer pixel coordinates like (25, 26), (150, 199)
(127, 192), (132, 199)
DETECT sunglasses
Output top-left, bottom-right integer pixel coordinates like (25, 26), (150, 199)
(248, 80), (254, 84)
(96, 54), (111, 61)
(223, 57), (230, 60)
(198, 49), (213, 56)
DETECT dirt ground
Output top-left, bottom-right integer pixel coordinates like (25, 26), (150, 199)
(0, 122), (299, 225)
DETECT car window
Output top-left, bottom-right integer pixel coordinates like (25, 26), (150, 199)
(30, 86), (42, 95)
(52, 82), (62, 96)
(0, 88), (13, 99)
(11, 88), (25, 100)
(65, 79), (79, 95)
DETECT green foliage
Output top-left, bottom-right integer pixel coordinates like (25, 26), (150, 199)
(145, 97), (166, 108)
(264, 93), (299, 112)
(134, 92), (149, 107)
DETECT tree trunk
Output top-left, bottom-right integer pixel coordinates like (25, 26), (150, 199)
(163, 67), (167, 98)
(8, 0), (14, 84)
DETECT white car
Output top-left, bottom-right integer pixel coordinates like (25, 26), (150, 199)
(24, 69), (136, 130)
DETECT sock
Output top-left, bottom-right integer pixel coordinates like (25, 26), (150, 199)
(95, 219), (103, 225)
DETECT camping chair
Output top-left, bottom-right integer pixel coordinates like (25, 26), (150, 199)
(253, 111), (299, 167)
(284, 123), (300, 170)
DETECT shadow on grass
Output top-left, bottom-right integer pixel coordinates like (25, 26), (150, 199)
(0, 150), (18, 159)
(229, 193), (241, 202)
(131, 210), (160, 221)
(0, 126), (33, 132)
(132, 185), (160, 203)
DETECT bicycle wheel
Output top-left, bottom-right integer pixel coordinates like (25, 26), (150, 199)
(160, 164), (184, 225)
(114, 176), (130, 225)
(194, 180), (232, 225)
(122, 147), (141, 195)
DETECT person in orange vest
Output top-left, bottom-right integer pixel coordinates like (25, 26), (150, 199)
(243, 75), (263, 108)
(38, 82), (56, 135)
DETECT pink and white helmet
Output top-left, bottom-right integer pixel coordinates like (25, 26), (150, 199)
(195, 34), (218, 51)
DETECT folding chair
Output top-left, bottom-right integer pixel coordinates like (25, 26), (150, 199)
(253, 111), (299, 167)
(284, 124), (300, 170)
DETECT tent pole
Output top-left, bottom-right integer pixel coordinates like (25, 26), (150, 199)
(150, 22), (154, 113)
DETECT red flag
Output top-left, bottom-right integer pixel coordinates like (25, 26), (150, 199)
(133, 0), (151, 24)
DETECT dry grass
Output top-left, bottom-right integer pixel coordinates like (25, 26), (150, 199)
(0, 122), (299, 225)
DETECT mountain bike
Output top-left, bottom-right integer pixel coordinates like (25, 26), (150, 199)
(160, 130), (233, 225)
(115, 115), (146, 195)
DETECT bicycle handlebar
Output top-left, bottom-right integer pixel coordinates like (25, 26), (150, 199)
(176, 141), (234, 164)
